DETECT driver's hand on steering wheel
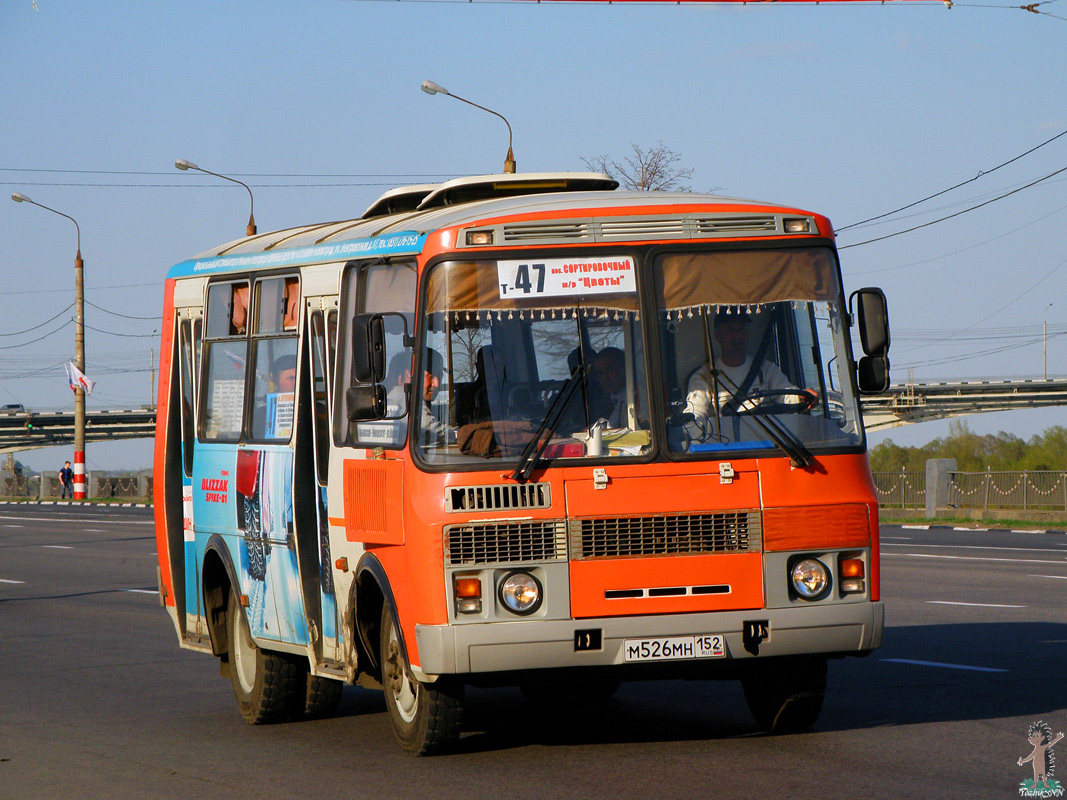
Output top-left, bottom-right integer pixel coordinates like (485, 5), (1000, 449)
(800, 389), (818, 410)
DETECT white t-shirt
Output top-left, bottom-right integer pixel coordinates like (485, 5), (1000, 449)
(684, 357), (801, 422)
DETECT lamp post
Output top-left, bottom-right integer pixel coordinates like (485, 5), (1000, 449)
(1045, 302), (1053, 380)
(420, 81), (516, 174)
(174, 159), (257, 236)
(11, 192), (88, 499)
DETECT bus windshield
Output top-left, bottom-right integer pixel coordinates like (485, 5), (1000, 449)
(413, 248), (862, 466)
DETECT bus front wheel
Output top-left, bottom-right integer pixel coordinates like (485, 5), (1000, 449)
(741, 655), (826, 733)
(380, 604), (464, 755)
(227, 591), (299, 724)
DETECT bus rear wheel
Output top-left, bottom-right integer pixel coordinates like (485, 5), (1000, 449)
(379, 604), (464, 755)
(227, 591), (299, 724)
(288, 667), (343, 720)
(741, 655), (826, 733)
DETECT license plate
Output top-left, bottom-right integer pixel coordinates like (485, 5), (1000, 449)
(623, 634), (726, 663)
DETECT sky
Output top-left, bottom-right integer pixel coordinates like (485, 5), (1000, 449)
(1, 0), (1065, 472)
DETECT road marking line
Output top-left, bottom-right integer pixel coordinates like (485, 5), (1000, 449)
(882, 542), (1062, 554)
(901, 525), (930, 530)
(1029, 574), (1067, 580)
(884, 553), (1067, 565)
(881, 658), (1008, 673)
(927, 600), (1027, 608)
(0, 515), (151, 526)
(124, 589), (157, 595)
(0, 578), (25, 584)
(41, 545), (73, 550)
(2, 524), (25, 528)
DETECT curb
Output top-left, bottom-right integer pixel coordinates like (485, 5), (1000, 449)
(898, 523), (1066, 535)
(0, 500), (151, 508)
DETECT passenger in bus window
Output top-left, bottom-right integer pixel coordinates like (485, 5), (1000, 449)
(283, 278), (299, 330)
(684, 308), (814, 428)
(274, 355), (297, 393)
(385, 352), (411, 416)
(420, 348), (451, 443)
(590, 347), (628, 428)
(231, 284), (249, 335)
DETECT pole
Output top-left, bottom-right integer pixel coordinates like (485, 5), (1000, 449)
(74, 248), (86, 499)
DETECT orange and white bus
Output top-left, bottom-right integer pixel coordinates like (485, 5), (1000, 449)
(153, 172), (891, 754)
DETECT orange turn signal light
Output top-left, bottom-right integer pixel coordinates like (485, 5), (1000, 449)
(839, 558), (865, 579)
(454, 577), (482, 599)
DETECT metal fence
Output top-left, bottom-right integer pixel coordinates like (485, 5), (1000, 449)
(872, 471), (927, 509)
(0, 470), (152, 501)
(949, 470), (1067, 512)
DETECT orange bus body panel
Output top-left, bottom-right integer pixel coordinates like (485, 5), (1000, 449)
(152, 279), (177, 609)
(343, 458), (405, 545)
(569, 553), (764, 618)
(763, 504), (870, 552)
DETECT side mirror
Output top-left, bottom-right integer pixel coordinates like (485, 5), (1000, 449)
(850, 287), (890, 356)
(351, 314), (385, 384)
(346, 385), (386, 421)
(857, 355), (891, 394)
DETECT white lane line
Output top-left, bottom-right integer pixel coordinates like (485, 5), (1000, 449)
(881, 536), (913, 541)
(884, 553), (1067, 565)
(882, 542), (1064, 554)
(1029, 574), (1067, 580)
(83, 528), (108, 532)
(0, 578), (25, 584)
(2, 524), (25, 528)
(0, 515), (152, 526)
(881, 658), (1008, 673)
(901, 525), (930, 530)
(124, 589), (157, 595)
(927, 600), (1027, 608)
(41, 545), (73, 550)
(953, 527), (989, 531)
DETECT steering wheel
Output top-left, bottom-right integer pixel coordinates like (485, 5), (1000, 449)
(724, 388), (817, 416)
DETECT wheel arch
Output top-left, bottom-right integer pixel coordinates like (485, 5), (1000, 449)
(353, 553), (407, 682)
(202, 534), (240, 658)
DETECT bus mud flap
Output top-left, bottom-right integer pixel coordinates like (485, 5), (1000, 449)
(743, 620), (769, 656)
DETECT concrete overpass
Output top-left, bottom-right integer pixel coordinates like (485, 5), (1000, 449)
(0, 407), (156, 454)
(1, 376), (1066, 451)
(859, 377), (1067, 430)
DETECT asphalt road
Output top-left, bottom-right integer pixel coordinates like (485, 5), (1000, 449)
(1, 505), (1064, 799)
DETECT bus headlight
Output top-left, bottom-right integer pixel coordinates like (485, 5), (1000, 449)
(791, 558), (830, 600)
(499, 571), (542, 615)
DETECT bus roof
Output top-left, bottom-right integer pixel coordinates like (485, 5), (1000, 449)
(166, 174), (812, 281)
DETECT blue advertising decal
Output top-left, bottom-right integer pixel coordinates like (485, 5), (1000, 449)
(167, 231), (427, 279)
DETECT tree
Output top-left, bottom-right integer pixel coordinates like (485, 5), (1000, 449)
(581, 142), (694, 192)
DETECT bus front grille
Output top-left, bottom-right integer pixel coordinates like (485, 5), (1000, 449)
(445, 482), (552, 513)
(445, 519), (568, 566)
(568, 510), (761, 560)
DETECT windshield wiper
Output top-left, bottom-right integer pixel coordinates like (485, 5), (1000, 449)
(511, 363), (589, 483)
(711, 368), (815, 469)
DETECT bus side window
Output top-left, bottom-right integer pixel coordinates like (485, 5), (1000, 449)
(310, 310), (331, 482)
(202, 281), (249, 441)
(249, 277), (299, 441)
(178, 318), (196, 475)
(334, 261), (416, 448)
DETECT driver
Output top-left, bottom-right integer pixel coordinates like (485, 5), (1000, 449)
(684, 308), (815, 429)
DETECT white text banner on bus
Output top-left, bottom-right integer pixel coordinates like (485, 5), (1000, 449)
(497, 256), (636, 299)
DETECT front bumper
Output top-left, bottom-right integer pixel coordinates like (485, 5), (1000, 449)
(414, 600), (884, 677)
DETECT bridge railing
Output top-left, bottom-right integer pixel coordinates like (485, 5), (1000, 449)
(1, 470), (152, 501)
(872, 470), (927, 509)
(949, 470), (1067, 512)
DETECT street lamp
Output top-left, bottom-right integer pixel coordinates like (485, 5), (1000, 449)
(174, 159), (257, 236)
(421, 80), (516, 174)
(11, 192), (88, 499)
(1045, 302), (1053, 380)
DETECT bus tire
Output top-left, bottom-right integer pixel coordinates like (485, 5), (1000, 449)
(380, 604), (464, 755)
(227, 591), (298, 724)
(741, 655), (826, 733)
(289, 667), (343, 721)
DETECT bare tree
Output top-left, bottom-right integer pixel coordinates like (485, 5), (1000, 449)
(582, 142), (694, 192)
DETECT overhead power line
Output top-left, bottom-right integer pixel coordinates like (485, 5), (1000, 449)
(839, 163), (1067, 249)
(838, 125), (1067, 232)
